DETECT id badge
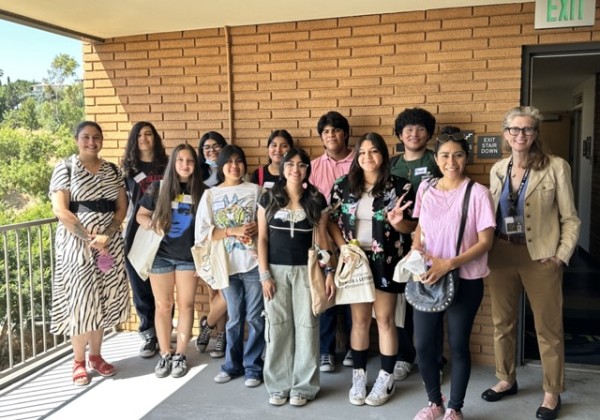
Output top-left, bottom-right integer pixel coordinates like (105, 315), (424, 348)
(171, 200), (179, 209)
(504, 216), (524, 234)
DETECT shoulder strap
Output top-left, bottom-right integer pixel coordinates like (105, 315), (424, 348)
(455, 180), (475, 256)
(258, 166), (264, 186)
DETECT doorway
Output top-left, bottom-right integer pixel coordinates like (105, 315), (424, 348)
(522, 42), (600, 367)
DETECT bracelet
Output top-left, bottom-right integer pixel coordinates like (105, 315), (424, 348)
(324, 266), (335, 275)
(259, 270), (272, 282)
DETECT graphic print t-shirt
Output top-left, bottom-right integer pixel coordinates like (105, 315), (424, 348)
(195, 182), (260, 275)
(139, 181), (195, 261)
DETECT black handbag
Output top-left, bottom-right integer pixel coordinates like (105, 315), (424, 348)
(405, 180), (474, 312)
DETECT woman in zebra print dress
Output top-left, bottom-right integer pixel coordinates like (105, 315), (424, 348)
(49, 121), (130, 386)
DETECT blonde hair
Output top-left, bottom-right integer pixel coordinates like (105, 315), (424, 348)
(502, 106), (549, 170)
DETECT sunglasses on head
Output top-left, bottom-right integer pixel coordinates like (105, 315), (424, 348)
(437, 133), (466, 141)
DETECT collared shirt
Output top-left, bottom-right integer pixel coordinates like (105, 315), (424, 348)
(309, 149), (355, 203)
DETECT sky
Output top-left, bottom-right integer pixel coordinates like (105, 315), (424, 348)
(0, 19), (84, 84)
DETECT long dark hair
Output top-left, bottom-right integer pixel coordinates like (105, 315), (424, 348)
(153, 144), (204, 233)
(266, 129), (294, 163)
(198, 131), (228, 181)
(121, 121), (168, 177)
(347, 132), (391, 197)
(215, 145), (247, 185)
(263, 147), (325, 227)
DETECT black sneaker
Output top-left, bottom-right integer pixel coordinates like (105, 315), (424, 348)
(140, 337), (158, 358)
(195, 316), (212, 353)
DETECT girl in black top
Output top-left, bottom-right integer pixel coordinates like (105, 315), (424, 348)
(250, 129), (293, 188)
(257, 147), (334, 406)
(121, 121), (168, 358)
(137, 144), (205, 379)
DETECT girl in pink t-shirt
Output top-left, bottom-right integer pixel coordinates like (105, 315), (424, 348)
(411, 135), (495, 420)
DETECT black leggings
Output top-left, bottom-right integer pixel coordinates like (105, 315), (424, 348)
(413, 278), (483, 411)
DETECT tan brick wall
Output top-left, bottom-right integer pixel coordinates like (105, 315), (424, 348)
(88, 3), (600, 364)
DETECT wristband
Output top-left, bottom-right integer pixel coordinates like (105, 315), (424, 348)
(259, 270), (272, 282)
(324, 266), (335, 276)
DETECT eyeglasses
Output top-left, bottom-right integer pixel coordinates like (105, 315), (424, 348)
(437, 133), (465, 141)
(283, 162), (309, 170)
(505, 127), (536, 136)
(202, 144), (222, 152)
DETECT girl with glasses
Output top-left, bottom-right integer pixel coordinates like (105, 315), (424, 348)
(195, 131), (229, 358)
(257, 147), (333, 407)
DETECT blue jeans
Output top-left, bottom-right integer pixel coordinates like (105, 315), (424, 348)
(220, 267), (265, 380)
(319, 304), (352, 356)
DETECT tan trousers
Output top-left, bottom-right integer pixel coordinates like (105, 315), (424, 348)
(487, 238), (565, 394)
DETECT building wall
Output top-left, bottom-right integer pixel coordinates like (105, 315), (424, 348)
(84, 2), (600, 365)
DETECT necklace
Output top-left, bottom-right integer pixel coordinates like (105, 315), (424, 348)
(436, 179), (463, 210)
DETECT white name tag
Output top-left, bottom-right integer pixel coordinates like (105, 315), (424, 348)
(414, 167), (428, 176)
(263, 181), (274, 189)
(133, 172), (147, 183)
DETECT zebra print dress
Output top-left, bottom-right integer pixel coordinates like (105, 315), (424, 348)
(49, 155), (130, 337)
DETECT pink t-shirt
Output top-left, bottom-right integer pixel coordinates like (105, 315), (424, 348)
(414, 179), (495, 280)
(309, 150), (355, 203)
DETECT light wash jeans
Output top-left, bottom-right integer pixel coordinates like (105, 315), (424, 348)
(264, 264), (319, 399)
(220, 266), (265, 380)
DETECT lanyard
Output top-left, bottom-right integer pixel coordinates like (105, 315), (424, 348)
(506, 158), (530, 209)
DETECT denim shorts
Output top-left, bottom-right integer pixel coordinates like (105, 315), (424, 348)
(150, 255), (195, 274)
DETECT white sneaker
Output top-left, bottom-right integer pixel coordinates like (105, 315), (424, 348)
(269, 392), (287, 406)
(365, 369), (395, 406)
(319, 353), (335, 372)
(393, 361), (413, 381)
(349, 368), (367, 405)
(244, 378), (262, 387)
(289, 394), (307, 406)
(214, 370), (231, 383)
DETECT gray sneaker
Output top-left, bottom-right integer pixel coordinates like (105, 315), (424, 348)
(171, 353), (188, 378)
(393, 361), (412, 381)
(210, 332), (226, 358)
(155, 353), (172, 378)
(140, 337), (158, 358)
(319, 353), (335, 372)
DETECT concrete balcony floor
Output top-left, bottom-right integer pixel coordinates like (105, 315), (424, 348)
(1, 332), (598, 419)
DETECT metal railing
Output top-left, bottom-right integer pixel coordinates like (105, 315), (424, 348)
(0, 218), (69, 386)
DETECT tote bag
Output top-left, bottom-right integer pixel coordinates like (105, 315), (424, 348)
(334, 243), (375, 305)
(127, 226), (163, 280)
(308, 236), (335, 316)
(191, 227), (230, 290)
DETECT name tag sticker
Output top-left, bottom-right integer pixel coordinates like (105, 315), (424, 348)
(133, 172), (147, 183)
(414, 167), (428, 176)
(171, 201), (179, 209)
(263, 181), (274, 189)
(182, 194), (193, 204)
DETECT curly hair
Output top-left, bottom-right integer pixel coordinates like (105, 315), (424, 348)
(394, 107), (436, 139)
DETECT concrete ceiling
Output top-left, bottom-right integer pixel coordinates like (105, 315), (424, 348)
(0, 0), (528, 41)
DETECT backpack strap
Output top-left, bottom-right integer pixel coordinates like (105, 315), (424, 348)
(258, 166), (264, 186)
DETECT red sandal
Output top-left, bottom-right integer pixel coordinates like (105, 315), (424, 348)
(88, 355), (116, 377)
(72, 359), (90, 386)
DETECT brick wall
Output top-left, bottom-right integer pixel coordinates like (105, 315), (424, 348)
(87, 3), (600, 364)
